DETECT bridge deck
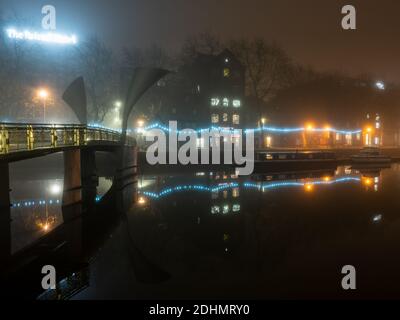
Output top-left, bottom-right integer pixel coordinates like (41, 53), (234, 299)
(0, 123), (132, 162)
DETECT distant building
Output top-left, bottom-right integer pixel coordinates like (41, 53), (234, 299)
(166, 49), (246, 129)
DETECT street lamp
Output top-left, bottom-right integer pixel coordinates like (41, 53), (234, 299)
(115, 101), (122, 108)
(37, 88), (49, 123)
(375, 81), (385, 90)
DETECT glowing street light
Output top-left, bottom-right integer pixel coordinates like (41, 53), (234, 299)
(138, 196), (146, 205)
(37, 88), (50, 123)
(137, 119), (145, 127)
(115, 101), (122, 108)
(375, 81), (385, 90)
(49, 183), (62, 195)
(306, 123), (314, 131)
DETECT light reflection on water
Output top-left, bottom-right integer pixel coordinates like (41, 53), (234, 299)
(9, 176), (113, 254)
(7, 163), (400, 299)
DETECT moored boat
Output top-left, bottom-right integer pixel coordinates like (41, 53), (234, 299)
(351, 147), (391, 164)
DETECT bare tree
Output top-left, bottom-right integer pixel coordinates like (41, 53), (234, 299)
(229, 38), (293, 106)
(180, 32), (222, 65)
(76, 36), (118, 123)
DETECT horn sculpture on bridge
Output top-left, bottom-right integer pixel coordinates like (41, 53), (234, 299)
(120, 67), (170, 146)
(62, 77), (87, 125)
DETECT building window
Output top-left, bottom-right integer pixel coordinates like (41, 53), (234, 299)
(223, 205), (230, 214)
(211, 206), (220, 214)
(232, 188), (240, 198)
(265, 136), (272, 148)
(211, 114), (219, 123)
(223, 113), (228, 122)
(232, 204), (240, 212)
(223, 68), (230, 77)
(336, 133), (341, 141)
(233, 114), (240, 125)
(223, 98), (229, 107)
(356, 133), (361, 140)
(376, 122), (380, 129)
(232, 100), (241, 108)
(345, 134), (352, 145)
(211, 98), (220, 106)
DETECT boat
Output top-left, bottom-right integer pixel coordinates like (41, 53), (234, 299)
(253, 151), (337, 172)
(351, 147), (391, 164)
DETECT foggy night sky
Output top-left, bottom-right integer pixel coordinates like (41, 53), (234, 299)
(3, 0), (400, 83)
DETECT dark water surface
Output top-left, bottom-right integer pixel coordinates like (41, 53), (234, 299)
(3, 155), (400, 299)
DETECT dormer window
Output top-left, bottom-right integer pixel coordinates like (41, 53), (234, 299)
(223, 68), (230, 77)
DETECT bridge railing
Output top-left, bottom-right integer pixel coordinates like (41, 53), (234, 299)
(0, 123), (125, 155)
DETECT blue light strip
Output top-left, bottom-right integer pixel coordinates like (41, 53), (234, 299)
(142, 182), (239, 199)
(141, 177), (361, 199)
(244, 177), (361, 190)
(12, 199), (61, 208)
(139, 123), (362, 135)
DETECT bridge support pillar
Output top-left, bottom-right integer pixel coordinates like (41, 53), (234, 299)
(81, 149), (98, 209)
(62, 148), (99, 221)
(115, 146), (138, 212)
(62, 149), (83, 221)
(0, 162), (11, 264)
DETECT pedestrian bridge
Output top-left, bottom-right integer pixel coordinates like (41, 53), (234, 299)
(0, 122), (137, 220)
(0, 123), (133, 162)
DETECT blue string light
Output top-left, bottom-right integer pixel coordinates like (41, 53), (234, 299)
(138, 123), (362, 135)
(142, 177), (361, 199)
(12, 199), (61, 208)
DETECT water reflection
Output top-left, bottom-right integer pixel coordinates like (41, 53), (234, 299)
(5, 162), (400, 299)
(9, 176), (113, 254)
(10, 179), (64, 253)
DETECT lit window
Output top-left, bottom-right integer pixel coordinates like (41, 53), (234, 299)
(233, 114), (240, 125)
(211, 206), (220, 214)
(223, 113), (228, 122)
(223, 205), (230, 214)
(374, 137), (379, 145)
(223, 68), (230, 77)
(265, 136), (272, 148)
(336, 133), (341, 141)
(232, 100), (241, 107)
(211, 114), (219, 123)
(223, 190), (228, 199)
(345, 134), (352, 145)
(232, 188), (240, 198)
(376, 122), (380, 129)
(211, 98), (220, 106)
(232, 204), (240, 212)
(356, 133), (361, 140)
(223, 98), (229, 107)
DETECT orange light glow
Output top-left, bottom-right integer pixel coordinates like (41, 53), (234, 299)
(37, 88), (49, 99)
(138, 196), (146, 205)
(305, 123), (314, 131)
(305, 183), (314, 192)
(323, 176), (331, 182)
(363, 177), (373, 186)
